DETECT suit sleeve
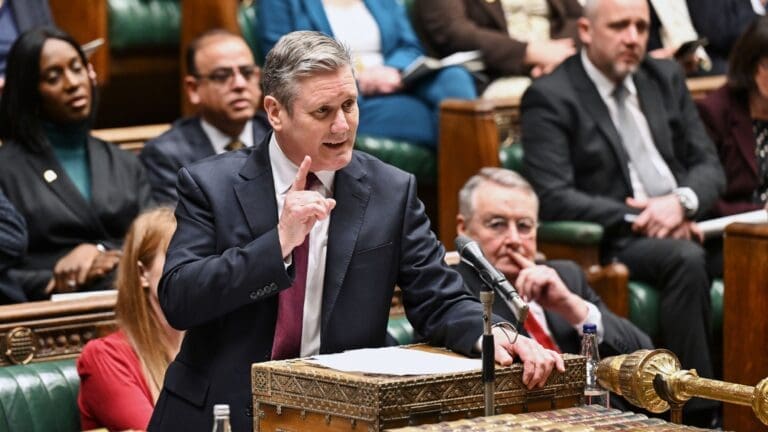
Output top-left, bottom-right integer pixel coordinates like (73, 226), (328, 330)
(0, 191), (27, 266)
(521, 82), (635, 228)
(258, 0), (298, 59)
(416, 0), (529, 76)
(140, 141), (182, 205)
(396, 174), (485, 356)
(667, 66), (726, 217)
(554, 261), (653, 356)
(158, 167), (292, 330)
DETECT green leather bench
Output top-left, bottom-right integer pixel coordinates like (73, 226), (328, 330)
(0, 359), (81, 432)
(500, 144), (724, 342)
(0, 317), (414, 432)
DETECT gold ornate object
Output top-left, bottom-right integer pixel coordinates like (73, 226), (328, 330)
(597, 349), (768, 425)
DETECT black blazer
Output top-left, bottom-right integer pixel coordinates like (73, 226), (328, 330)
(0, 190), (26, 303)
(521, 55), (725, 240)
(149, 133), (486, 432)
(454, 259), (652, 357)
(0, 136), (154, 300)
(139, 114), (272, 204)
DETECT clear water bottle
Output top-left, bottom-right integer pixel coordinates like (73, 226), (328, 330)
(581, 323), (610, 408)
(212, 404), (232, 432)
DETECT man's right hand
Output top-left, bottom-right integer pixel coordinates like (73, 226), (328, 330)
(277, 156), (336, 258)
(492, 327), (565, 389)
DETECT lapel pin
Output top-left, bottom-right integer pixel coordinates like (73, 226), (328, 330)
(43, 169), (58, 183)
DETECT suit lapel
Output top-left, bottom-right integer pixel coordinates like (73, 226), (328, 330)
(302, 0), (334, 35)
(321, 157), (370, 333)
(633, 70), (675, 164)
(233, 135), (279, 237)
(183, 118), (216, 158)
(25, 142), (105, 236)
(86, 138), (119, 238)
(568, 58), (632, 186)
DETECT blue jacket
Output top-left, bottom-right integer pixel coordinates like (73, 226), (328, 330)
(258, 0), (423, 70)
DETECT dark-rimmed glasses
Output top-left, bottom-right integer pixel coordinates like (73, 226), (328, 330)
(194, 65), (259, 85)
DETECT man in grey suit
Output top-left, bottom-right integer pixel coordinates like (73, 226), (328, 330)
(520, 0), (724, 425)
(149, 31), (563, 432)
(140, 29), (271, 204)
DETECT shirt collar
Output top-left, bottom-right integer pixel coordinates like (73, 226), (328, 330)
(580, 49), (637, 100)
(199, 118), (254, 154)
(268, 133), (335, 195)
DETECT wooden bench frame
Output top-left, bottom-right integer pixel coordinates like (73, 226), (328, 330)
(0, 293), (117, 366)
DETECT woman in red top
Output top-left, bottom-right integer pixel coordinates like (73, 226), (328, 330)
(77, 208), (182, 431)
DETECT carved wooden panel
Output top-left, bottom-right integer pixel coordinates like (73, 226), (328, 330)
(0, 294), (117, 366)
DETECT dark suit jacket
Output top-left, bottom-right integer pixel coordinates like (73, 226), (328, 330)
(697, 85), (762, 217)
(454, 259), (652, 357)
(149, 134), (486, 432)
(9, 0), (54, 30)
(414, 0), (582, 79)
(0, 136), (154, 300)
(139, 114), (271, 204)
(0, 190), (26, 304)
(521, 55), (725, 241)
(648, 0), (757, 75)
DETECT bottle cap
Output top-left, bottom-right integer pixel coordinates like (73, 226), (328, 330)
(214, 404), (230, 416)
(582, 323), (597, 333)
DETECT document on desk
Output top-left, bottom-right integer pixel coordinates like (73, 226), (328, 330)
(698, 209), (768, 239)
(307, 346), (481, 376)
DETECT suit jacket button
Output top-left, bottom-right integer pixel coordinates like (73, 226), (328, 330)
(250, 291), (258, 300)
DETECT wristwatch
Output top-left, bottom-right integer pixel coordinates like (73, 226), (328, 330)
(675, 190), (697, 218)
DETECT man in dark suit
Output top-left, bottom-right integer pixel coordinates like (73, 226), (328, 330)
(0, 0), (55, 92)
(455, 168), (652, 357)
(140, 29), (271, 204)
(521, 0), (724, 425)
(149, 31), (563, 432)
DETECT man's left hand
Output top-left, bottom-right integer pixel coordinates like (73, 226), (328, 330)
(627, 194), (685, 238)
(492, 327), (565, 389)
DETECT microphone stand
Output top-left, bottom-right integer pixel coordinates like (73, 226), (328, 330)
(480, 286), (495, 417)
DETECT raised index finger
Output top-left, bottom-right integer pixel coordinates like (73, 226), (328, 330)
(292, 156), (313, 191)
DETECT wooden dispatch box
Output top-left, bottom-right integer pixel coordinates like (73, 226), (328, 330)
(251, 345), (585, 432)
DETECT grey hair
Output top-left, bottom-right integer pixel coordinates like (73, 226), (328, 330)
(458, 167), (539, 219)
(262, 31), (353, 113)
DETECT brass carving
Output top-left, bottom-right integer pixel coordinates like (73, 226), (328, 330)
(5, 327), (36, 364)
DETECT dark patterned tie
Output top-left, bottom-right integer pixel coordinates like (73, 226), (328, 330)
(271, 173), (321, 360)
(613, 85), (675, 197)
(753, 120), (768, 205)
(225, 139), (244, 151)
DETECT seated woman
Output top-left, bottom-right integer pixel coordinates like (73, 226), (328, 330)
(258, 0), (477, 148)
(697, 16), (768, 217)
(77, 207), (182, 431)
(0, 27), (153, 301)
(414, 0), (582, 99)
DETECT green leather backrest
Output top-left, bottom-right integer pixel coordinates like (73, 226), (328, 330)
(108, 0), (181, 51)
(387, 315), (415, 345)
(0, 359), (80, 432)
(239, 2), (262, 64)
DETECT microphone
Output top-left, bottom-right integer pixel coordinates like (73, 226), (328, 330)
(455, 235), (529, 323)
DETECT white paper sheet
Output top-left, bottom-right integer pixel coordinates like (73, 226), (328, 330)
(698, 209), (768, 239)
(306, 346), (481, 376)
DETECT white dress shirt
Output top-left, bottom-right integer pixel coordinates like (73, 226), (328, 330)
(580, 51), (698, 212)
(200, 118), (254, 154)
(527, 299), (604, 345)
(269, 134), (335, 357)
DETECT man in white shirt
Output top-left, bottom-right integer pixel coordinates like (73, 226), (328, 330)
(150, 31), (563, 432)
(140, 29), (271, 204)
(520, 0), (724, 426)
